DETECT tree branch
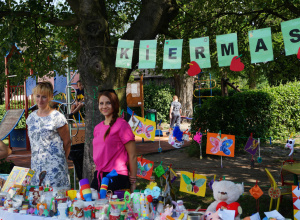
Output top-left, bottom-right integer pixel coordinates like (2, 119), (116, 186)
(66, 0), (80, 15)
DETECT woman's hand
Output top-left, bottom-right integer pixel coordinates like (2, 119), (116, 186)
(130, 182), (136, 192)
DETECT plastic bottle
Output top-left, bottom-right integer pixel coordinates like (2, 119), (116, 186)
(131, 190), (140, 217)
(139, 190), (149, 219)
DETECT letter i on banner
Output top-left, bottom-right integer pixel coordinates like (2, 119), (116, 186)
(139, 40), (157, 69)
(249, 27), (274, 63)
(281, 17), (300, 56)
(116, 39), (134, 68)
(216, 33), (238, 67)
(163, 39), (183, 69)
(189, 37), (211, 68)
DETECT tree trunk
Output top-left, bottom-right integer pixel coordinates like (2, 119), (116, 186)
(174, 73), (194, 118)
(248, 69), (256, 89)
(72, 0), (179, 182)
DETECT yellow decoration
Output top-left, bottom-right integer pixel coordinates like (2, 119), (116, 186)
(146, 182), (157, 190)
(132, 116), (156, 141)
(179, 171), (206, 197)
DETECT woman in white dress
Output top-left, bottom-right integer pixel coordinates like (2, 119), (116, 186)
(26, 81), (71, 187)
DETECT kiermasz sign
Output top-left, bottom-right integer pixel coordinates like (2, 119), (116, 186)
(115, 17), (300, 69)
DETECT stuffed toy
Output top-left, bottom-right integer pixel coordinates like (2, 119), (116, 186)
(205, 180), (244, 220)
(285, 138), (295, 157)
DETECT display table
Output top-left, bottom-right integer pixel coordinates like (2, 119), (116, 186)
(0, 210), (49, 220)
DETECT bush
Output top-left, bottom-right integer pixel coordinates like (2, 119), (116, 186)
(188, 81), (300, 156)
(143, 81), (175, 123)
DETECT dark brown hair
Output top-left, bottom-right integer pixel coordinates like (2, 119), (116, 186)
(98, 90), (119, 140)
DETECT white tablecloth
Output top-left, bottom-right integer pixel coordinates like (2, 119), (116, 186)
(0, 210), (52, 220)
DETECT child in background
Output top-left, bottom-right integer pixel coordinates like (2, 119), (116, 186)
(169, 95), (182, 133)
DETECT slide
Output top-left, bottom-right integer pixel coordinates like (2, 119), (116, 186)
(0, 109), (25, 140)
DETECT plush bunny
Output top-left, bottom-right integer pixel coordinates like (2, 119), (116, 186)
(205, 180), (244, 220)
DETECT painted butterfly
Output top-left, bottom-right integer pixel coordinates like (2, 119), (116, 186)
(210, 134), (233, 155)
(182, 174), (205, 193)
(136, 121), (154, 139)
(137, 161), (153, 177)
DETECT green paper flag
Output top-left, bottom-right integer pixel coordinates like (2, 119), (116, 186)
(163, 39), (183, 69)
(249, 28), (274, 63)
(281, 18), (300, 56)
(139, 40), (157, 69)
(116, 39), (134, 68)
(190, 37), (211, 68)
(216, 33), (239, 67)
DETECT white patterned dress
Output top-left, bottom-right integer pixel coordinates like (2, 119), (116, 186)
(26, 110), (70, 187)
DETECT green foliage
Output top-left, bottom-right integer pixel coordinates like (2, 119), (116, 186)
(189, 81), (300, 156)
(143, 81), (175, 123)
(0, 158), (14, 174)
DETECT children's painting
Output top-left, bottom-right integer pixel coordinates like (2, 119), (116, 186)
(179, 171), (206, 197)
(133, 116), (156, 141)
(128, 115), (139, 131)
(244, 137), (259, 155)
(137, 157), (154, 180)
(206, 132), (235, 157)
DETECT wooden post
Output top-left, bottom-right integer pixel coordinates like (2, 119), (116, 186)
(141, 75), (144, 118)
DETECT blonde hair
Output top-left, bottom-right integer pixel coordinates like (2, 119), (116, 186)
(33, 81), (54, 101)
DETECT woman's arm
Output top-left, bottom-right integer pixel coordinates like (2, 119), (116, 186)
(125, 140), (137, 192)
(0, 140), (11, 159)
(57, 124), (71, 158)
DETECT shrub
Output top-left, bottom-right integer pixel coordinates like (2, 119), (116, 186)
(188, 81), (300, 157)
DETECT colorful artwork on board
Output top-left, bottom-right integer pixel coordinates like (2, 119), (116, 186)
(206, 132), (235, 157)
(137, 157), (154, 180)
(133, 116), (156, 141)
(179, 171), (206, 197)
(244, 137), (259, 155)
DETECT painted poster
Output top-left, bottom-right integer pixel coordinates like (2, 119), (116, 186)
(189, 37), (211, 68)
(128, 115), (139, 132)
(281, 18), (300, 56)
(116, 39), (134, 68)
(244, 137), (259, 155)
(206, 132), (235, 157)
(133, 116), (156, 141)
(292, 185), (300, 210)
(163, 39), (183, 69)
(216, 33), (239, 67)
(179, 171), (206, 197)
(139, 40), (157, 69)
(137, 157), (154, 180)
(249, 27), (274, 63)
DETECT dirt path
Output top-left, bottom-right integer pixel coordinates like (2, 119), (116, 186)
(143, 124), (299, 193)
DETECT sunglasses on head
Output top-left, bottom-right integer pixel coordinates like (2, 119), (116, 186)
(99, 89), (116, 94)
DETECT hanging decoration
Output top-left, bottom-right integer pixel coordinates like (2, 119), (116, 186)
(230, 55), (244, 71)
(206, 132), (235, 157)
(132, 116), (156, 141)
(179, 171), (206, 197)
(137, 156), (154, 180)
(187, 61), (201, 76)
(285, 138), (295, 157)
(249, 181), (263, 212)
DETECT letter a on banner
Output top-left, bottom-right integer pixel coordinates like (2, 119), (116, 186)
(281, 18), (300, 56)
(163, 39), (183, 69)
(116, 39), (134, 68)
(249, 28), (274, 63)
(139, 40), (157, 69)
(189, 37), (211, 68)
(216, 33), (238, 67)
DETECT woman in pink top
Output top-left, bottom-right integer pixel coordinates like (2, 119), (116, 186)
(91, 89), (137, 192)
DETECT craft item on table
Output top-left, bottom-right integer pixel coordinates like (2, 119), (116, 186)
(207, 132), (235, 157)
(154, 162), (165, 178)
(79, 178), (92, 201)
(180, 171), (206, 197)
(168, 130), (184, 148)
(285, 138), (295, 157)
(132, 189), (141, 217)
(1, 166), (35, 194)
(132, 116), (156, 141)
(137, 156), (154, 180)
(249, 181), (263, 213)
(140, 190), (150, 218)
(182, 129), (191, 141)
(230, 55), (244, 72)
(172, 200), (187, 217)
(73, 200), (85, 220)
(206, 180), (244, 220)
(144, 186), (161, 199)
(39, 171), (47, 186)
(203, 210), (221, 220)
(91, 188), (100, 200)
(263, 210), (285, 220)
(67, 189), (78, 201)
(161, 205), (173, 220)
(128, 115), (139, 131)
(187, 61), (201, 76)
(100, 169), (118, 199)
(156, 196), (165, 216)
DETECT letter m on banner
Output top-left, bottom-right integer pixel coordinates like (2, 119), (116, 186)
(216, 33), (239, 67)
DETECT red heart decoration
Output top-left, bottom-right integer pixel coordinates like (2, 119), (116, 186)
(297, 47), (300, 59)
(146, 195), (153, 203)
(230, 56), (244, 72)
(187, 61), (201, 76)
(216, 201), (240, 217)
